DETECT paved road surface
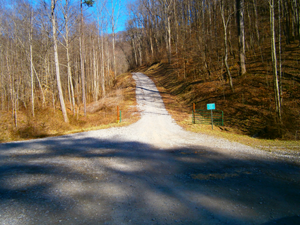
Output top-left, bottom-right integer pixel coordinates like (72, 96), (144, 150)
(0, 73), (299, 224)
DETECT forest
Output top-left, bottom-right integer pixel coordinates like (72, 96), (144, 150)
(0, 0), (300, 140)
(124, 0), (300, 139)
(0, 0), (131, 140)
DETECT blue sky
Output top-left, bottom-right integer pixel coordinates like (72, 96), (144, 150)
(25, 0), (131, 33)
(97, 0), (132, 33)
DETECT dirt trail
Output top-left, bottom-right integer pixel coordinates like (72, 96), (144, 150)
(0, 73), (299, 225)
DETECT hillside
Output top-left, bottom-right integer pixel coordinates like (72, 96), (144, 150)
(123, 0), (300, 142)
(138, 53), (300, 141)
(0, 73), (139, 143)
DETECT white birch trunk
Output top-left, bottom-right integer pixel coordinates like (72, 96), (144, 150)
(51, 0), (69, 123)
(101, 32), (106, 96)
(80, 0), (86, 116)
(30, 10), (34, 117)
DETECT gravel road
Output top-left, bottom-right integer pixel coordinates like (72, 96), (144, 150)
(0, 72), (299, 225)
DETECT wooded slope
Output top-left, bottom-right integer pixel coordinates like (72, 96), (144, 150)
(0, 0), (129, 126)
(125, 0), (300, 139)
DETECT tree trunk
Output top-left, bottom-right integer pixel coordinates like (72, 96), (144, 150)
(67, 45), (75, 115)
(278, 0), (283, 104)
(65, 0), (76, 115)
(167, 13), (171, 64)
(269, 0), (282, 122)
(236, 0), (246, 75)
(93, 42), (98, 101)
(101, 31), (106, 96)
(51, 0), (69, 123)
(221, 0), (234, 92)
(6, 49), (17, 127)
(252, 0), (260, 42)
(80, 0), (86, 116)
(112, 22), (117, 78)
(132, 36), (138, 66)
(29, 10), (34, 117)
(111, 0), (117, 79)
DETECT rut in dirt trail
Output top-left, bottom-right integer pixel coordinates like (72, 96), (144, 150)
(0, 72), (299, 225)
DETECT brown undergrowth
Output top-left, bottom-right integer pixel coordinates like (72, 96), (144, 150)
(142, 57), (300, 152)
(0, 73), (139, 143)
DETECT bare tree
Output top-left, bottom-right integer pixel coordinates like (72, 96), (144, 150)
(158, 0), (174, 64)
(51, 0), (69, 123)
(236, 0), (246, 75)
(29, 9), (35, 117)
(221, 0), (234, 92)
(79, 0), (95, 116)
(60, 0), (76, 115)
(269, 0), (282, 122)
(80, 0), (86, 116)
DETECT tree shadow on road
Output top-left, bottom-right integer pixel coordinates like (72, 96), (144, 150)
(0, 136), (300, 224)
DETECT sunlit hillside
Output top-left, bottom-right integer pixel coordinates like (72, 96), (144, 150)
(125, 0), (300, 140)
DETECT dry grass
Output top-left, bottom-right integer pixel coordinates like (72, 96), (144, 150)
(0, 73), (140, 143)
(144, 62), (300, 153)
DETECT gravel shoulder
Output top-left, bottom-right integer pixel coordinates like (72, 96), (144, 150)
(0, 72), (299, 225)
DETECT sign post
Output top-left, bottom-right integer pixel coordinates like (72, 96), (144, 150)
(117, 106), (120, 123)
(193, 103), (196, 124)
(207, 103), (215, 130)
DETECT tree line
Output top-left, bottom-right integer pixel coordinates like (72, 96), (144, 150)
(0, 0), (129, 125)
(125, 0), (300, 122)
(2, 0), (299, 127)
